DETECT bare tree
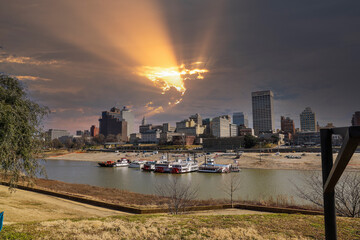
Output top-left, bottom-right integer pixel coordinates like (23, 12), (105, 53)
(294, 171), (360, 217)
(222, 173), (241, 208)
(155, 177), (198, 214)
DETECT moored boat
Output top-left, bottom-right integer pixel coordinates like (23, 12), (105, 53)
(154, 161), (173, 173)
(171, 159), (199, 174)
(142, 161), (156, 171)
(198, 159), (230, 173)
(115, 158), (129, 167)
(230, 165), (241, 172)
(98, 160), (116, 167)
(128, 160), (145, 168)
(98, 158), (129, 167)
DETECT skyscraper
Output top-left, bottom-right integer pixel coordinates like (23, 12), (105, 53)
(281, 116), (295, 135)
(120, 106), (134, 137)
(99, 107), (127, 141)
(300, 107), (316, 132)
(352, 111), (360, 126)
(233, 112), (248, 127)
(252, 90), (275, 135)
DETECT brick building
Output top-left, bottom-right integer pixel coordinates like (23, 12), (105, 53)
(90, 125), (99, 137)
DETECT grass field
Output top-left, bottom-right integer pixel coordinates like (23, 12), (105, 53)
(1, 214), (359, 239)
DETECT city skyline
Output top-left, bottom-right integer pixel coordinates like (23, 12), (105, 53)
(1, 1), (359, 133)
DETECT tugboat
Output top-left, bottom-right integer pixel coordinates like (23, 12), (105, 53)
(98, 160), (116, 167)
(98, 158), (129, 167)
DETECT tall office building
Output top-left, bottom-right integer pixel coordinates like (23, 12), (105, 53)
(281, 116), (295, 135)
(300, 107), (316, 132)
(352, 111), (360, 126)
(233, 112), (248, 127)
(252, 90), (275, 135)
(99, 107), (127, 141)
(120, 106), (134, 137)
(211, 115), (231, 138)
(230, 124), (238, 137)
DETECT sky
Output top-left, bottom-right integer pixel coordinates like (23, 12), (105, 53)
(1, 0), (359, 134)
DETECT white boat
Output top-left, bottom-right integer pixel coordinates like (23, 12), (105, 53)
(154, 161), (173, 173)
(115, 158), (129, 167)
(198, 159), (230, 173)
(128, 160), (145, 169)
(142, 161), (156, 171)
(171, 160), (199, 174)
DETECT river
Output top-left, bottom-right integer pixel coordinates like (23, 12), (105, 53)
(40, 159), (327, 206)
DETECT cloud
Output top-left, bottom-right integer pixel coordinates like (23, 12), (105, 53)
(1, 0), (359, 133)
(0, 54), (60, 65)
(143, 101), (164, 117)
(28, 84), (82, 94)
(14, 75), (52, 82)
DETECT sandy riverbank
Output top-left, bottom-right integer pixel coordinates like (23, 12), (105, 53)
(45, 151), (360, 170)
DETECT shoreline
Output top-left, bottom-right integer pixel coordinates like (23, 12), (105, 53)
(43, 151), (360, 171)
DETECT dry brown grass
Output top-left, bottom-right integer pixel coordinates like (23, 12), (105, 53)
(3, 214), (359, 239)
(35, 216), (306, 240)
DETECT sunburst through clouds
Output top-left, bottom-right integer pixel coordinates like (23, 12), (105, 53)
(138, 63), (208, 108)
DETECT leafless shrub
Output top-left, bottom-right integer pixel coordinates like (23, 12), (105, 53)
(221, 173), (241, 208)
(294, 171), (360, 217)
(155, 177), (198, 214)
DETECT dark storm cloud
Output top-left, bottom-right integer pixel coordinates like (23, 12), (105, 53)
(1, 0), (359, 132)
(159, 0), (360, 127)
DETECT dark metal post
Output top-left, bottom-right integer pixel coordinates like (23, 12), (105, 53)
(320, 129), (337, 240)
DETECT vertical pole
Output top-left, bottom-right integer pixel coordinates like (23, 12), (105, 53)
(320, 129), (337, 240)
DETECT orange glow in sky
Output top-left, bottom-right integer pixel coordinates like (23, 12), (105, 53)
(137, 65), (208, 95)
(29, 1), (212, 117)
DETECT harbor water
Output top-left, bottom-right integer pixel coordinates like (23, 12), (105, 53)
(40, 159), (328, 206)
